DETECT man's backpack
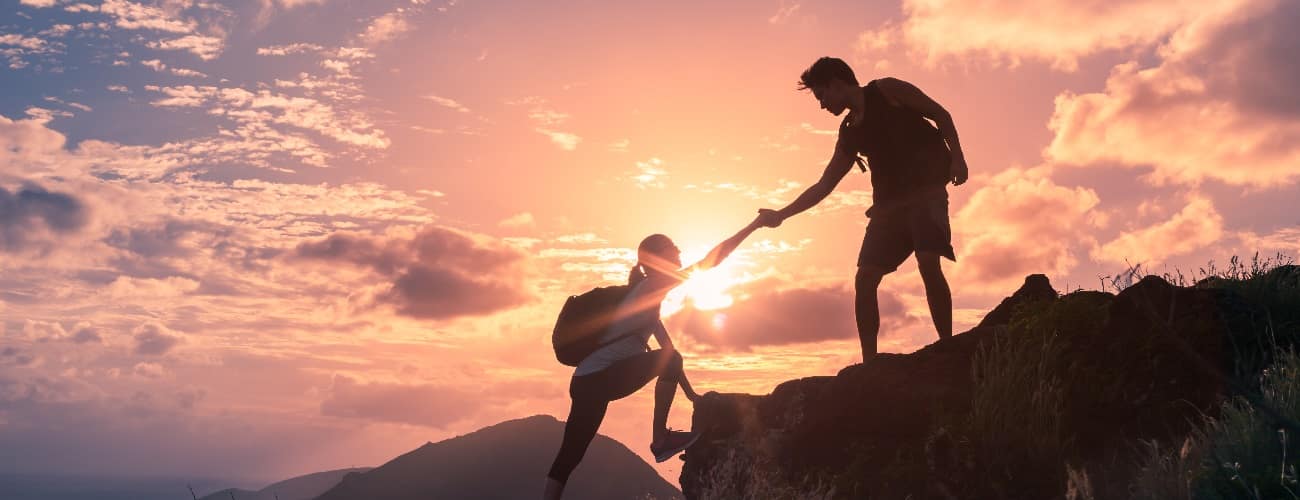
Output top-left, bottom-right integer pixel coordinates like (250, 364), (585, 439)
(552, 285), (634, 366)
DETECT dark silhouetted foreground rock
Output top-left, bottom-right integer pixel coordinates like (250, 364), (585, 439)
(682, 273), (1273, 499)
(315, 415), (681, 500)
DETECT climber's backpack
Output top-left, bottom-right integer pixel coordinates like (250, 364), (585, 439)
(552, 284), (635, 366)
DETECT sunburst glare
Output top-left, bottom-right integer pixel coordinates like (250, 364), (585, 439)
(661, 245), (755, 317)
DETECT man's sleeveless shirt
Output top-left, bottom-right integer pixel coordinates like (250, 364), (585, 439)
(834, 80), (952, 203)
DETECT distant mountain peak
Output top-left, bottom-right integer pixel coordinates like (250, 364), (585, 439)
(316, 414), (681, 500)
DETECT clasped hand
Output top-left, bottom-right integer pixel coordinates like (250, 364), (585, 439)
(755, 208), (783, 228)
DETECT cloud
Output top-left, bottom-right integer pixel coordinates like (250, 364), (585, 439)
(1239, 227), (1300, 256)
(507, 97), (580, 150)
(422, 94), (470, 113)
(39, 24), (75, 37)
(952, 167), (1101, 294)
(537, 128), (581, 151)
(0, 347), (37, 366)
(498, 212), (535, 228)
(668, 278), (921, 350)
(768, 1), (801, 25)
(1046, 0), (1300, 187)
(20, 0), (60, 7)
(0, 34), (49, 51)
(528, 108), (569, 126)
(99, 0), (195, 33)
(132, 361), (165, 379)
(139, 58), (206, 77)
(87, 0), (229, 60)
(256, 42), (324, 56)
(873, 0), (1226, 71)
(146, 84), (390, 150)
(0, 33), (54, 68)
(320, 58), (350, 74)
(107, 275), (202, 300)
(147, 34), (223, 60)
(852, 23), (900, 72)
(70, 323), (102, 344)
(0, 183), (90, 254)
(293, 225), (533, 320)
(132, 321), (183, 355)
(630, 158), (666, 189)
(359, 11), (411, 46)
(320, 374), (478, 427)
(174, 386), (206, 409)
(22, 319), (68, 342)
(1094, 196), (1224, 265)
(276, 0), (328, 7)
(17, 320), (99, 344)
(0, 114), (63, 153)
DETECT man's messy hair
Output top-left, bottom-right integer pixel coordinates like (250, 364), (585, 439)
(798, 57), (859, 90)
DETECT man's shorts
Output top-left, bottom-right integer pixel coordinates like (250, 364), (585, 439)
(858, 189), (956, 273)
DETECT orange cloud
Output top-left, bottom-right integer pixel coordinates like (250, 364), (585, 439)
(1094, 196), (1224, 265)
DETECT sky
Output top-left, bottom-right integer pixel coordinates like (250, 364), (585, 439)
(2, 0), (1299, 488)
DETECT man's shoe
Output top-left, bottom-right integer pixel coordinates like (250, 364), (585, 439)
(650, 430), (700, 463)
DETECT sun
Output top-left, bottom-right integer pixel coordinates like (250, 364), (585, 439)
(660, 245), (752, 317)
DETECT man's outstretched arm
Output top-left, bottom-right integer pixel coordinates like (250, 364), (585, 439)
(876, 77), (969, 185)
(759, 151), (857, 227)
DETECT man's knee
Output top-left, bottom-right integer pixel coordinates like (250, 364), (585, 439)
(660, 349), (683, 373)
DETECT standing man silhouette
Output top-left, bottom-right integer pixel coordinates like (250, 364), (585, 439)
(757, 57), (969, 360)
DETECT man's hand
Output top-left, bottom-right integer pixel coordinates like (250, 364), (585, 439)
(950, 156), (969, 186)
(756, 208), (784, 228)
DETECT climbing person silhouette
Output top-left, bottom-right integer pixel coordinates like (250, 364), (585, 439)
(757, 56), (969, 360)
(542, 217), (764, 500)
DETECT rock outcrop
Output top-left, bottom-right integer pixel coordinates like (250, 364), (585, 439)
(681, 273), (1267, 499)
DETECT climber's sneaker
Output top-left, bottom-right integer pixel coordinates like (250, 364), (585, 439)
(650, 430), (700, 463)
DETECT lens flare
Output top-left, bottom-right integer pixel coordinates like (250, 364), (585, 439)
(661, 245), (752, 316)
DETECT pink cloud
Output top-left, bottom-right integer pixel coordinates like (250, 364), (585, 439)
(0, 183), (89, 255)
(359, 11), (410, 46)
(293, 225), (533, 320)
(1046, 0), (1300, 187)
(183, 85), (388, 148)
(132, 321), (184, 356)
(147, 33), (223, 60)
(100, 0), (196, 33)
(865, 0), (1226, 71)
(132, 361), (165, 379)
(0, 113), (65, 157)
(952, 167), (1101, 294)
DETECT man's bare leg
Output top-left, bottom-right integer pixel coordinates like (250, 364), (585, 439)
(916, 252), (952, 339)
(855, 266), (886, 360)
